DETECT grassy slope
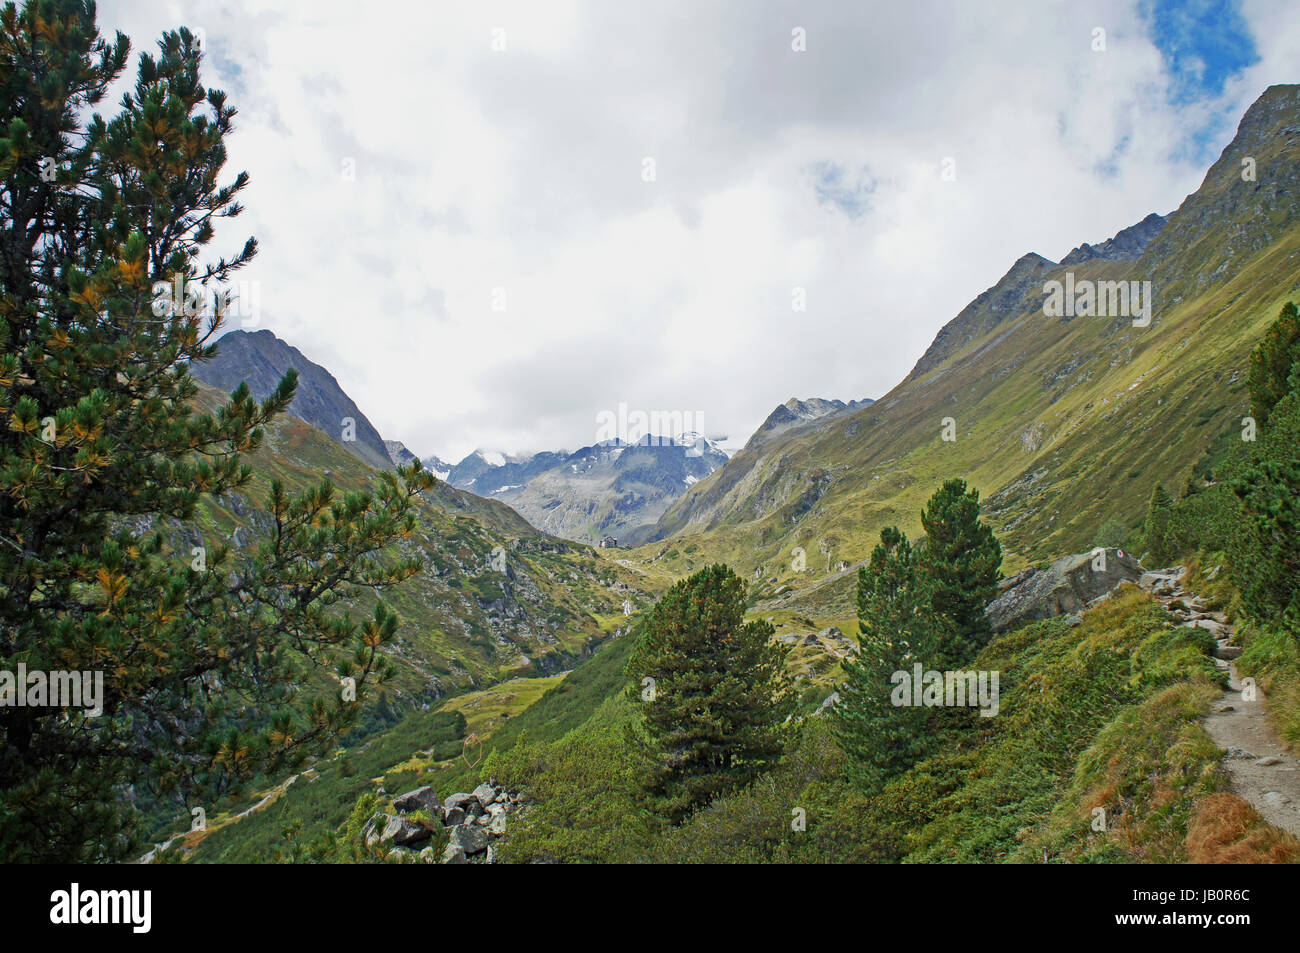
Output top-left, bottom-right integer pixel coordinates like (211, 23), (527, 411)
(148, 385), (657, 858)
(483, 585), (1299, 864)
(628, 86), (1300, 635)
(186, 381), (652, 697)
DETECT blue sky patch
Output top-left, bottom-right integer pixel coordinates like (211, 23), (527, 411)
(1141, 0), (1258, 104)
(807, 161), (876, 220)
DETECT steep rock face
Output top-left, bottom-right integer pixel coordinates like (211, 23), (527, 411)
(985, 548), (1145, 633)
(191, 329), (392, 469)
(385, 439), (417, 468)
(1060, 212), (1168, 266)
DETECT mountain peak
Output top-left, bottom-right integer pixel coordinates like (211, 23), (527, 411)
(190, 329), (392, 470)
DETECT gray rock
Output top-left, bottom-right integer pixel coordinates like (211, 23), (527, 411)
(473, 782), (498, 809)
(441, 843), (468, 864)
(1214, 642), (1243, 660)
(393, 785), (441, 816)
(812, 692), (840, 716)
(450, 824), (489, 855)
(986, 549), (1146, 633)
(441, 805), (466, 826)
(1187, 618), (1230, 638)
(444, 792), (478, 813)
(1256, 756), (1283, 766)
(364, 813), (433, 849)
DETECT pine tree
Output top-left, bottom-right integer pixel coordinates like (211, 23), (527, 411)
(1232, 391), (1300, 625)
(1246, 301), (1300, 428)
(0, 2), (436, 861)
(1142, 481), (1175, 565)
(626, 563), (793, 821)
(832, 527), (951, 790)
(917, 478), (1002, 658)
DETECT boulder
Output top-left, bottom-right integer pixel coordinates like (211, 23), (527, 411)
(1138, 569), (1183, 592)
(450, 824), (489, 856)
(1213, 642), (1243, 661)
(393, 785), (441, 816)
(1186, 618), (1230, 638)
(441, 843), (468, 864)
(473, 782), (498, 809)
(364, 813), (432, 849)
(817, 627), (856, 658)
(985, 548), (1146, 633)
(441, 805), (466, 826)
(443, 792), (478, 814)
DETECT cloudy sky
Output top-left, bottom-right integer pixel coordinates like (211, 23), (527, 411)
(100, 0), (1296, 462)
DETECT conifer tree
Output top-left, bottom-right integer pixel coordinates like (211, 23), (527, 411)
(917, 478), (1002, 656)
(832, 527), (951, 790)
(1232, 302), (1300, 625)
(626, 563), (793, 821)
(1246, 301), (1300, 428)
(1142, 481), (1175, 565)
(0, 1), (435, 861)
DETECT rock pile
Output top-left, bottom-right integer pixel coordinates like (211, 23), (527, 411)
(1136, 566), (1240, 661)
(363, 778), (526, 864)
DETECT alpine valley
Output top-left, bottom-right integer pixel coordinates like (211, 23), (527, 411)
(137, 85), (1300, 865)
(5, 0), (1300, 870)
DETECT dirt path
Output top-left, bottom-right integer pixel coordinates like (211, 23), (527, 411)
(1139, 567), (1300, 838)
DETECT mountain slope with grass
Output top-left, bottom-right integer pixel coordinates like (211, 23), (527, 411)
(631, 85), (1300, 629)
(178, 378), (652, 706)
(192, 329), (394, 469)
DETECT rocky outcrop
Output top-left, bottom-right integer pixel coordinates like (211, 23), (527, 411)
(776, 625), (857, 659)
(745, 397), (874, 450)
(375, 778), (527, 864)
(1059, 212), (1168, 266)
(985, 548), (1145, 633)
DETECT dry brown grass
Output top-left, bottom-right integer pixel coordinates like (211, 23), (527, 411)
(1185, 793), (1300, 863)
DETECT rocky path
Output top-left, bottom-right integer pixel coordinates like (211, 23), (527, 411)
(1139, 568), (1300, 837)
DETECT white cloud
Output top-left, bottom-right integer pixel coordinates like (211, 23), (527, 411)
(98, 0), (1299, 462)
